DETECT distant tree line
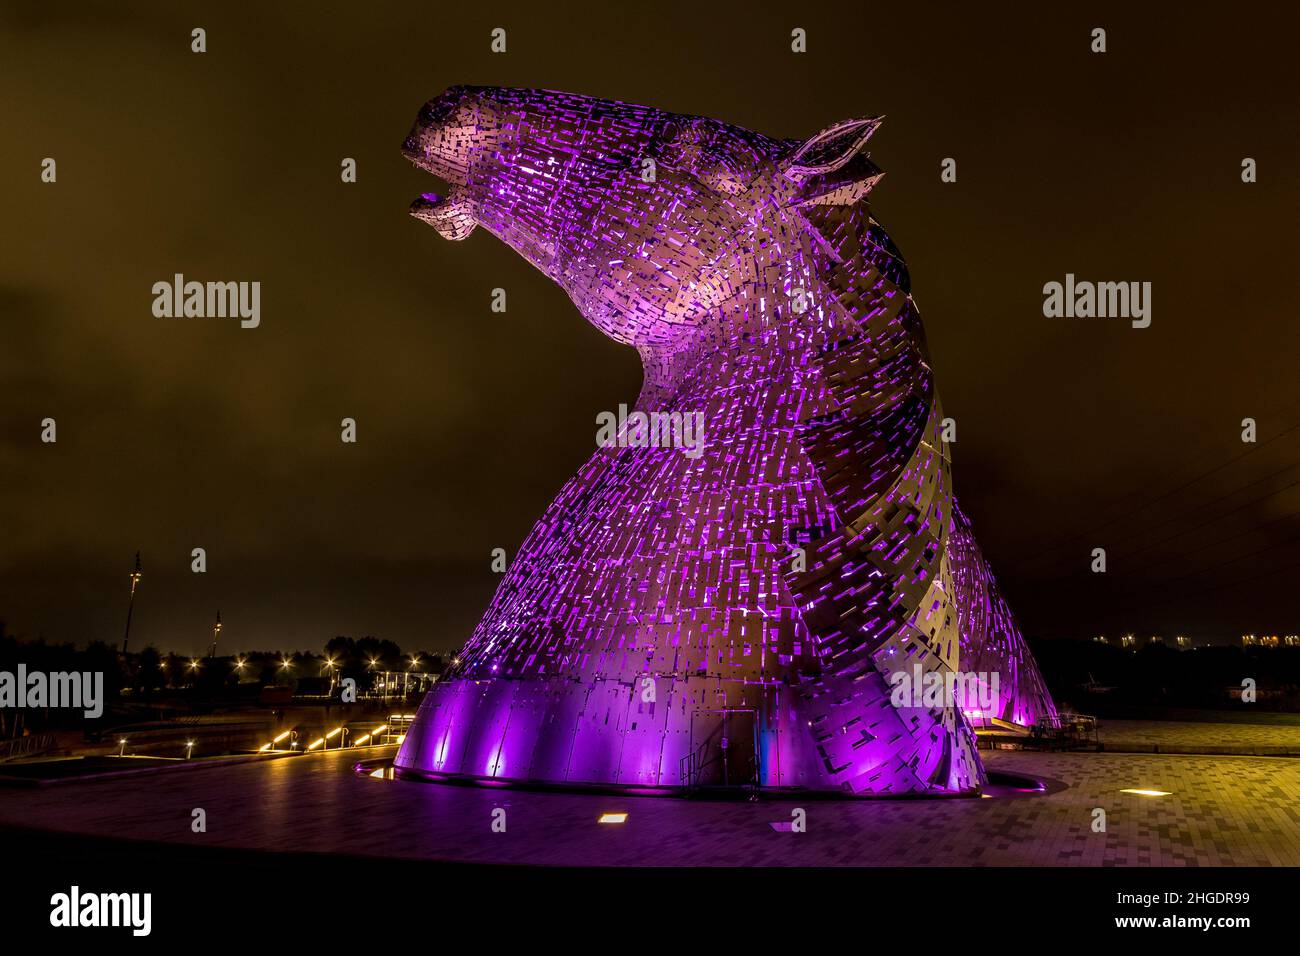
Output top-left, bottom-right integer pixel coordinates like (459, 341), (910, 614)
(1030, 638), (1300, 714)
(0, 621), (455, 736)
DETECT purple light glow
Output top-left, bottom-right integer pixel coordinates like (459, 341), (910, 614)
(396, 87), (1054, 795)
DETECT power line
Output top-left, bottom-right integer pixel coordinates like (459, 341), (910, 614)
(1010, 417), (1300, 572)
(1101, 529), (1300, 612)
(1112, 473), (1300, 562)
(1019, 460), (1300, 584)
(1104, 552), (1300, 616)
(1152, 507), (1300, 563)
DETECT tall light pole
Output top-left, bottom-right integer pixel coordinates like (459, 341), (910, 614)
(209, 611), (222, 658)
(121, 551), (143, 655)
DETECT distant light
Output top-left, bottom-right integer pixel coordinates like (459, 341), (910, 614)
(598, 812), (628, 824)
(272, 731), (291, 744)
(1121, 788), (1171, 797)
(307, 738), (325, 751)
(258, 743), (271, 752)
(185, 740), (195, 748)
(325, 727), (343, 739)
(372, 725), (388, 736)
(353, 733), (371, 746)
(118, 738), (126, 745)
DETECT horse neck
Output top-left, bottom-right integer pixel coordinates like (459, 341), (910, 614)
(633, 274), (845, 412)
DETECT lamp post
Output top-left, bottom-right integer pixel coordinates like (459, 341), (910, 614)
(320, 657), (338, 694)
(121, 552), (143, 655)
(209, 611), (222, 658)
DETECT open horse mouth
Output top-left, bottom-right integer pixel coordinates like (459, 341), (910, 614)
(408, 187), (477, 240)
(402, 111), (479, 241)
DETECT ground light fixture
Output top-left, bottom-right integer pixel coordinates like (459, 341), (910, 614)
(1120, 788), (1172, 797)
(598, 813), (628, 824)
(258, 730), (293, 752)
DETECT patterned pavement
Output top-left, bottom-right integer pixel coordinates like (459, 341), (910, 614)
(0, 746), (1297, 866)
(1098, 719), (1300, 754)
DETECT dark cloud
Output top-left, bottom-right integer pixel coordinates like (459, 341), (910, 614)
(2, 1), (1298, 653)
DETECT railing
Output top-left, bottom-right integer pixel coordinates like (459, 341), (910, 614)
(678, 742), (711, 790)
(1029, 712), (1100, 750)
(0, 734), (57, 762)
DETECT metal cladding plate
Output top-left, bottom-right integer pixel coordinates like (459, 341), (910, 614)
(397, 87), (1056, 795)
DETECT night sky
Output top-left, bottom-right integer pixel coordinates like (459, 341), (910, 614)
(3, 2), (1298, 656)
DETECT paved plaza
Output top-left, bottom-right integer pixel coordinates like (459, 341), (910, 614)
(1098, 719), (1300, 754)
(0, 745), (1296, 866)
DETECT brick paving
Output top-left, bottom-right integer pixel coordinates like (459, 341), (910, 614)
(1098, 719), (1300, 754)
(0, 746), (1296, 866)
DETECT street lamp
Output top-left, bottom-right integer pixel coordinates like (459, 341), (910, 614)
(121, 551), (143, 655)
(118, 738), (127, 757)
(185, 740), (195, 760)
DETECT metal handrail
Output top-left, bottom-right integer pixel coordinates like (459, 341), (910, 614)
(0, 733), (56, 762)
(678, 741), (711, 789)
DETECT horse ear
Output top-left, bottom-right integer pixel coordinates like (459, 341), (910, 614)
(781, 116), (883, 181)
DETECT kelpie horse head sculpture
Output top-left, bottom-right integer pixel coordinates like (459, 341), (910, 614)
(397, 87), (1054, 794)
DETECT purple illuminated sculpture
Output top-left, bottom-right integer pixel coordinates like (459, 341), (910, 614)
(397, 87), (1054, 794)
